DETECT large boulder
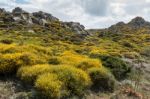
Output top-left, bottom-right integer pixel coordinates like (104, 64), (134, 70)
(12, 7), (31, 24)
(63, 22), (89, 35)
(33, 11), (59, 22)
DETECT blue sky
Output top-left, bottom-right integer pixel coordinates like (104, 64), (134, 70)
(1, 0), (150, 29)
(15, 0), (28, 4)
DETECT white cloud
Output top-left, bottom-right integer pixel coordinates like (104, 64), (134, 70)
(1, 0), (150, 29)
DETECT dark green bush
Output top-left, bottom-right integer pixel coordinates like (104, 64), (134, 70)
(101, 55), (131, 80)
(141, 47), (150, 57)
(48, 57), (60, 65)
(122, 41), (135, 48)
(91, 55), (132, 80)
(88, 67), (116, 92)
(0, 39), (13, 44)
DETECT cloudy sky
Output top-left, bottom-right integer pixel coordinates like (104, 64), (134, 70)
(1, 0), (150, 29)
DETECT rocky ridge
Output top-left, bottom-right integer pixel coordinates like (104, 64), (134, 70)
(0, 7), (88, 35)
(87, 16), (150, 36)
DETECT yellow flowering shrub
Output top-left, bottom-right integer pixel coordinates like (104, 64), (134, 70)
(29, 45), (52, 55)
(0, 44), (51, 62)
(76, 59), (102, 70)
(60, 51), (86, 66)
(59, 51), (102, 70)
(49, 66), (91, 96)
(18, 52), (39, 65)
(17, 64), (51, 83)
(0, 53), (25, 74)
(0, 52), (41, 74)
(18, 64), (91, 97)
(90, 48), (108, 56)
(0, 44), (17, 53)
(35, 73), (62, 99)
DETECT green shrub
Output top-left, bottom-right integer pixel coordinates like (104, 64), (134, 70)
(48, 57), (61, 65)
(0, 39), (13, 44)
(35, 73), (62, 99)
(123, 52), (139, 59)
(96, 55), (131, 80)
(122, 41), (135, 48)
(17, 64), (51, 83)
(88, 67), (116, 92)
(141, 47), (150, 57)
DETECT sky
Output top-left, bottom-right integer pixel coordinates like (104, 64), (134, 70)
(1, 0), (150, 29)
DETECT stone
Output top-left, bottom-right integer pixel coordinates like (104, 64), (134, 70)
(33, 11), (59, 22)
(63, 22), (88, 35)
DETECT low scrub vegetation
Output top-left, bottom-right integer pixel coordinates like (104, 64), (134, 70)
(0, 39), (14, 44)
(17, 64), (52, 83)
(0, 39), (139, 98)
(0, 21), (149, 98)
(50, 66), (91, 97)
(88, 67), (116, 92)
(90, 54), (132, 80)
(35, 73), (62, 99)
(101, 55), (132, 80)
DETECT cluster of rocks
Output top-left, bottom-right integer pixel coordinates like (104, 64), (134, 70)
(63, 22), (89, 35)
(0, 7), (88, 35)
(128, 17), (150, 28)
(11, 7), (59, 26)
(106, 16), (150, 34)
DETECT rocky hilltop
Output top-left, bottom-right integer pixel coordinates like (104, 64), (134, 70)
(0, 7), (88, 35)
(87, 17), (150, 45)
(109, 17), (150, 34)
(128, 17), (150, 28)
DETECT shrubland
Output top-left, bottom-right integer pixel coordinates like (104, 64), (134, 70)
(0, 28), (148, 98)
(0, 14), (149, 99)
(0, 41), (118, 98)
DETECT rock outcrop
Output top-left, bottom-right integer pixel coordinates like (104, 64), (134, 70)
(33, 11), (59, 21)
(0, 7), (89, 35)
(63, 22), (89, 35)
(128, 17), (150, 28)
(106, 17), (150, 34)
(32, 11), (59, 25)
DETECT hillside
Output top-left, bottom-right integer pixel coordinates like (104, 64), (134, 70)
(0, 8), (150, 99)
(88, 17), (150, 58)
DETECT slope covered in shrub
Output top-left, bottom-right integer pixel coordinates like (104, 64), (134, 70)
(0, 7), (149, 99)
